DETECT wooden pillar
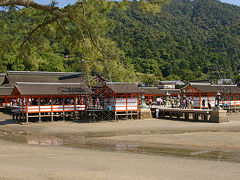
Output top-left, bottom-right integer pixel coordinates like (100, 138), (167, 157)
(185, 113), (189, 121)
(199, 94), (201, 109)
(234, 94), (236, 107)
(114, 93), (117, 111)
(207, 94), (209, 108)
(177, 111), (180, 120)
(38, 97), (41, 122)
(26, 113), (29, 123)
(126, 95), (128, 119)
(74, 111), (76, 120)
(74, 96), (77, 111)
(137, 94), (140, 111)
(26, 97), (29, 123)
(195, 113), (199, 121)
(74, 96), (77, 121)
(38, 113), (41, 122)
(63, 97), (65, 121)
(51, 96), (53, 122)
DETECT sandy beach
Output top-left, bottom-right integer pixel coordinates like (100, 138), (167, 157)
(0, 112), (240, 179)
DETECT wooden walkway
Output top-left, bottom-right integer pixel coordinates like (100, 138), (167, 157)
(11, 108), (139, 123)
(152, 107), (212, 122)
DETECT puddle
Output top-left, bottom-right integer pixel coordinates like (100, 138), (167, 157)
(0, 131), (240, 163)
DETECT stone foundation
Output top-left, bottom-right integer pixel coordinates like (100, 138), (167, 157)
(139, 108), (152, 119)
(209, 110), (229, 123)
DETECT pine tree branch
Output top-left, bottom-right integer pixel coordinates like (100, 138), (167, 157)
(20, 16), (59, 49)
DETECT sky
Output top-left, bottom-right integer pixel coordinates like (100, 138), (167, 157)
(34, 0), (240, 7)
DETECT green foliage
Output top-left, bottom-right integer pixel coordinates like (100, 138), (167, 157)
(1, 0), (240, 86)
(139, 73), (159, 86)
(234, 74), (240, 87)
(108, 0), (240, 82)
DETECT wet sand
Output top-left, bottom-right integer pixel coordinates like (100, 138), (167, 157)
(0, 139), (239, 180)
(0, 112), (240, 179)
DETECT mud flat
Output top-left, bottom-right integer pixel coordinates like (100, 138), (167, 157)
(0, 112), (240, 179)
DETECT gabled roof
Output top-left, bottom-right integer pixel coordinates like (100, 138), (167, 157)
(217, 79), (233, 85)
(106, 82), (143, 94)
(142, 87), (180, 95)
(13, 82), (92, 96)
(0, 87), (14, 96)
(3, 71), (83, 87)
(159, 80), (185, 86)
(188, 80), (212, 86)
(187, 84), (240, 94)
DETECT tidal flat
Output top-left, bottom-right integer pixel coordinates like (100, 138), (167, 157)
(0, 112), (239, 180)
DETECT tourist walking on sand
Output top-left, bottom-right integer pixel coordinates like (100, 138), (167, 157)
(156, 108), (159, 119)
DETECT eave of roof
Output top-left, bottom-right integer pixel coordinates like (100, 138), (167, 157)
(142, 87), (180, 95)
(7, 71), (79, 76)
(106, 82), (143, 94)
(0, 87), (14, 96)
(14, 82), (92, 96)
(187, 84), (240, 93)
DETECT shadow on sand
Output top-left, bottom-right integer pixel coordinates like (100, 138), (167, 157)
(0, 118), (17, 125)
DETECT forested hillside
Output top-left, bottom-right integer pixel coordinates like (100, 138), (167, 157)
(0, 0), (240, 83)
(108, 0), (240, 82)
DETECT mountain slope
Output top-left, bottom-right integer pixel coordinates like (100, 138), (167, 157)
(108, 0), (240, 81)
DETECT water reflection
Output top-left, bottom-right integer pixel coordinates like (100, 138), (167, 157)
(1, 132), (240, 163)
(26, 136), (64, 146)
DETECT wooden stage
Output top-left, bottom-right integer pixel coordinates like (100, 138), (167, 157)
(151, 107), (212, 122)
(12, 108), (139, 123)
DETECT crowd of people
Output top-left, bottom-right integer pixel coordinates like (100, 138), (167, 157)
(9, 97), (85, 106)
(148, 96), (213, 110)
(148, 96), (195, 109)
(154, 97), (213, 119)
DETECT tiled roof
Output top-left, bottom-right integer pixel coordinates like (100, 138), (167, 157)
(0, 73), (5, 86)
(142, 87), (180, 95)
(3, 71), (83, 87)
(0, 87), (14, 96)
(189, 84), (240, 93)
(106, 82), (143, 94)
(15, 82), (92, 96)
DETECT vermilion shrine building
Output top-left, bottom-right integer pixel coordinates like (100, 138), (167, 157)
(0, 71), (143, 122)
(184, 83), (240, 109)
(142, 87), (180, 103)
(12, 82), (91, 122)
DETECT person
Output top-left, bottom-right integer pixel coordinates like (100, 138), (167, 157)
(156, 97), (160, 105)
(183, 99), (187, 109)
(70, 98), (74, 105)
(190, 99), (194, 109)
(149, 98), (152, 108)
(202, 99), (206, 109)
(156, 108), (159, 119)
(97, 97), (100, 108)
(171, 98), (174, 108)
(176, 98), (180, 108)
(160, 97), (163, 106)
(208, 102), (211, 109)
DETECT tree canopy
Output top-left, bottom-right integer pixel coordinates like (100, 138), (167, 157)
(109, 0), (240, 83)
(0, 0), (169, 83)
(1, 0), (240, 85)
